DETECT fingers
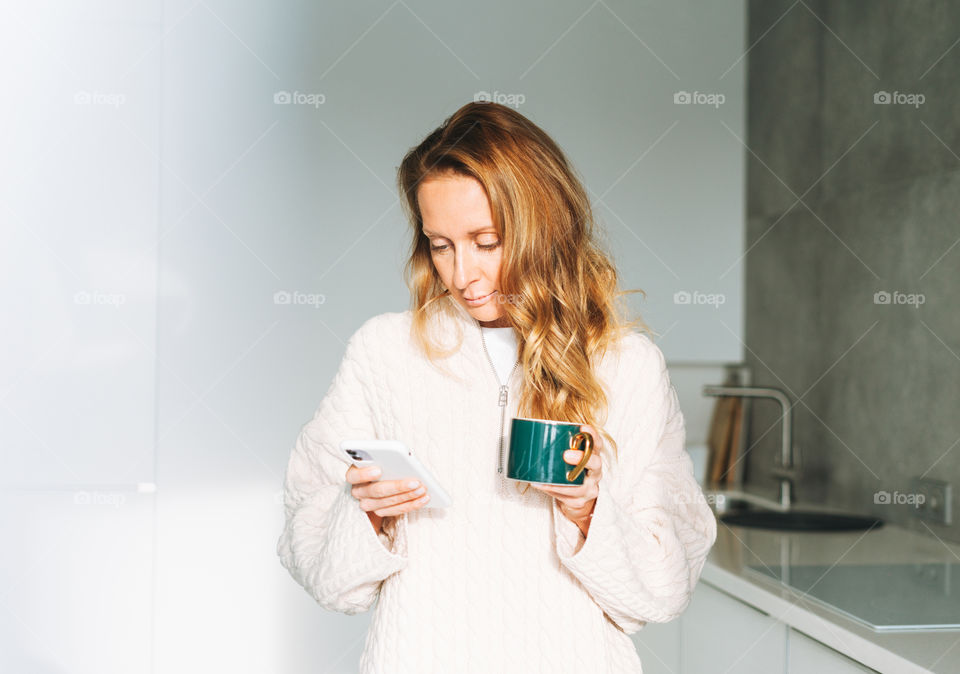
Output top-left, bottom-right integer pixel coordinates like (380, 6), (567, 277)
(531, 484), (598, 514)
(370, 490), (431, 517)
(353, 477), (422, 499)
(529, 449), (601, 502)
(358, 484), (428, 515)
(345, 466), (432, 516)
(562, 449), (602, 475)
(533, 482), (597, 500)
(345, 464), (381, 484)
(578, 425), (604, 451)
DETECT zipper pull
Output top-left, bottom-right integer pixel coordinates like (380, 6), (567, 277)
(498, 385), (508, 407)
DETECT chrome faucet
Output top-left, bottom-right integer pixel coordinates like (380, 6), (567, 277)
(702, 385), (800, 509)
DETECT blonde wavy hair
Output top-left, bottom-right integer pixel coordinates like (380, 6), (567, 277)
(398, 101), (651, 466)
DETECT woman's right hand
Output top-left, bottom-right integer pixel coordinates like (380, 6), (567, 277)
(345, 464), (431, 532)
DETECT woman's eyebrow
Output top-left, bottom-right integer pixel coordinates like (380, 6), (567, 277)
(422, 227), (495, 237)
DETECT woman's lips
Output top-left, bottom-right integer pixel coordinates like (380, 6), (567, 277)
(465, 291), (495, 306)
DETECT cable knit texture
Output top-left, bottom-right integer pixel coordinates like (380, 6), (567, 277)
(276, 296), (718, 673)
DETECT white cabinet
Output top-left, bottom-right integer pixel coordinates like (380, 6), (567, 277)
(680, 583), (788, 674)
(648, 582), (882, 674)
(788, 629), (878, 673)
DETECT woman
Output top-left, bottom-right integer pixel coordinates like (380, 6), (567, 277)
(277, 101), (717, 673)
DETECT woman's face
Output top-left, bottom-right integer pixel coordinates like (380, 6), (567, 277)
(418, 173), (509, 328)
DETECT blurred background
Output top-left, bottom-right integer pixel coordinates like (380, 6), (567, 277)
(2, 0), (958, 672)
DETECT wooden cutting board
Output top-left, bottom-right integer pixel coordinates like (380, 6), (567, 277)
(707, 396), (735, 487)
(724, 397), (743, 487)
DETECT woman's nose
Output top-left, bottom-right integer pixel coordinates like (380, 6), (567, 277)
(452, 249), (480, 288)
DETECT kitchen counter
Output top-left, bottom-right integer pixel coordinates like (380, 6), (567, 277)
(703, 503), (960, 673)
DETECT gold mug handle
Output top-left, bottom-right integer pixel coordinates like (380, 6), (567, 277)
(566, 431), (593, 482)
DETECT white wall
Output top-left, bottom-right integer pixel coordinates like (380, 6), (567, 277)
(0, 1), (744, 672)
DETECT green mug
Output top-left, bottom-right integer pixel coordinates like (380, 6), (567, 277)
(506, 417), (594, 485)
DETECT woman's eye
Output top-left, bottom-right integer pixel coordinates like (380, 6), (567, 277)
(429, 241), (500, 253)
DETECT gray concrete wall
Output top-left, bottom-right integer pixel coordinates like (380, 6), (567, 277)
(743, 0), (960, 542)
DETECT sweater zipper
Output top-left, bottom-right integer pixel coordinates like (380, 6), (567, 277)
(478, 326), (521, 474)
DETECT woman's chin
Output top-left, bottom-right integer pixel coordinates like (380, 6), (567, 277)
(474, 310), (510, 328)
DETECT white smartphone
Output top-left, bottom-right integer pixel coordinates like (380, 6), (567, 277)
(339, 439), (452, 509)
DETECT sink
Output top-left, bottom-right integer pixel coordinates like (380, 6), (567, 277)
(720, 509), (883, 531)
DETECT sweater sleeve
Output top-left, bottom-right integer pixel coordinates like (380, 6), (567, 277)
(551, 334), (718, 634)
(276, 319), (409, 614)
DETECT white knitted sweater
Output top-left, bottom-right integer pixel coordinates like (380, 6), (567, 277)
(277, 296), (717, 673)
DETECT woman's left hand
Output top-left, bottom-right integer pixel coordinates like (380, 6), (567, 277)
(529, 424), (603, 534)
